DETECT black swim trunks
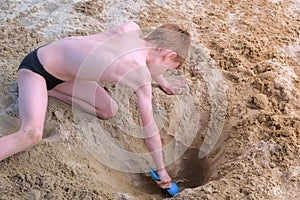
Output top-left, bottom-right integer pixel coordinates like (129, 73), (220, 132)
(18, 47), (64, 90)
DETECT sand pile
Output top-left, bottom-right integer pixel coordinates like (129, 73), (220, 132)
(0, 0), (299, 199)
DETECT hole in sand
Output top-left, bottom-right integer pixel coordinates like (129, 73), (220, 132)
(172, 148), (211, 189)
(135, 149), (212, 198)
(126, 132), (220, 199)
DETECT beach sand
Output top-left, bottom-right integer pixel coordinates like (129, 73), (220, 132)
(0, 0), (299, 199)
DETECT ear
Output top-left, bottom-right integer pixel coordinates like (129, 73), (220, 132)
(162, 49), (177, 60)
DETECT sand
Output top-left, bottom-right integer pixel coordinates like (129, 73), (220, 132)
(0, 0), (299, 199)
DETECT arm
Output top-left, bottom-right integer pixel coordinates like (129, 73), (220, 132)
(152, 74), (186, 95)
(135, 84), (172, 188)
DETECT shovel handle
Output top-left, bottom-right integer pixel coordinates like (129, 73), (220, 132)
(149, 168), (160, 181)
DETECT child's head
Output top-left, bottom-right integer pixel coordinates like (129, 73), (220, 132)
(144, 24), (191, 66)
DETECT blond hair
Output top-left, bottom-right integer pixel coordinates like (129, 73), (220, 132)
(144, 24), (191, 66)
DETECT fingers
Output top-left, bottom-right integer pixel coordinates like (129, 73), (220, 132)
(159, 85), (174, 95)
(173, 88), (183, 95)
(156, 180), (172, 189)
(159, 78), (188, 95)
(155, 168), (172, 189)
(173, 79), (186, 88)
(178, 77), (187, 85)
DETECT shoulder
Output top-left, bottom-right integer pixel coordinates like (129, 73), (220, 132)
(120, 21), (140, 32)
(109, 21), (141, 36)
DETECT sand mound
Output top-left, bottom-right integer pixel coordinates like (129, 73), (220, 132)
(0, 0), (300, 199)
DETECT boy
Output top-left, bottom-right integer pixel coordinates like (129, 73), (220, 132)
(0, 21), (191, 189)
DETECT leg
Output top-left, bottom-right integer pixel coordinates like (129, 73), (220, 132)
(48, 80), (118, 119)
(0, 69), (48, 161)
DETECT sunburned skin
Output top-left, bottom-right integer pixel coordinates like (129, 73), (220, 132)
(38, 22), (151, 88)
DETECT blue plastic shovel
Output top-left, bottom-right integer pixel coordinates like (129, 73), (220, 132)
(149, 168), (179, 196)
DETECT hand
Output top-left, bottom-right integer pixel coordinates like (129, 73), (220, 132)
(160, 78), (187, 95)
(156, 168), (172, 189)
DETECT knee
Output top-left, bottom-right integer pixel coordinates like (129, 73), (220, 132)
(96, 100), (118, 119)
(20, 125), (43, 145)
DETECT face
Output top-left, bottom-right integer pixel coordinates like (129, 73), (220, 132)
(163, 57), (181, 69)
(147, 50), (180, 75)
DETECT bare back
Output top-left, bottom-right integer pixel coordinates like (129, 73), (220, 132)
(37, 22), (151, 90)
